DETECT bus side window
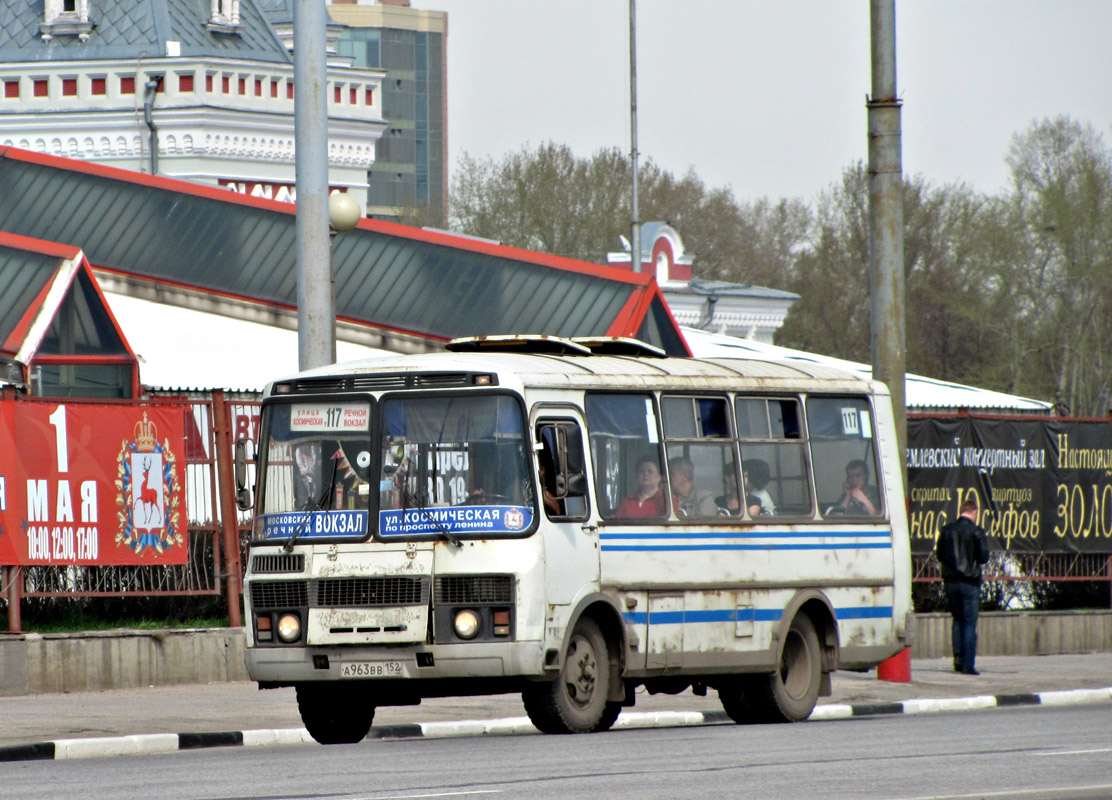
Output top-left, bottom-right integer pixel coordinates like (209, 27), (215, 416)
(585, 393), (667, 521)
(806, 396), (883, 518)
(735, 397), (813, 518)
(536, 420), (589, 521)
(662, 395), (735, 520)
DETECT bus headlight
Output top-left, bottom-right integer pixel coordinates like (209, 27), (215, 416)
(453, 609), (481, 640)
(277, 613), (301, 643)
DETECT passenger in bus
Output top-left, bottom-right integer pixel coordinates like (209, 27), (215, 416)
(615, 456), (667, 518)
(715, 471), (743, 515)
(827, 458), (879, 516)
(668, 456), (719, 518)
(743, 458), (776, 516)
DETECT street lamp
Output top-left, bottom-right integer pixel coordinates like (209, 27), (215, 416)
(324, 192), (362, 363)
(329, 192), (361, 234)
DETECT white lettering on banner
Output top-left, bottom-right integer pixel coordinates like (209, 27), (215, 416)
(28, 526), (49, 560)
(81, 481), (97, 523)
(56, 479), (74, 523)
(0, 476), (6, 511)
(27, 480), (48, 521)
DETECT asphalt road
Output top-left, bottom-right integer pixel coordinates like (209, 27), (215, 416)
(3, 703), (1110, 800)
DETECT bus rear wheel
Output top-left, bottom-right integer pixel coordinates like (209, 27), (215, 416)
(296, 683), (376, 744)
(523, 617), (621, 734)
(721, 614), (822, 724)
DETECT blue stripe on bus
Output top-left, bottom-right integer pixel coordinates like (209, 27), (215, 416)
(601, 542), (892, 552)
(621, 606), (894, 625)
(599, 530), (891, 540)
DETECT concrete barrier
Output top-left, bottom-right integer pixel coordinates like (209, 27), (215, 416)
(911, 609), (1112, 659)
(0, 628), (248, 696)
(1, 610), (1110, 696)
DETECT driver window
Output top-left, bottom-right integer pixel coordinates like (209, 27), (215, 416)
(536, 419), (589, 521)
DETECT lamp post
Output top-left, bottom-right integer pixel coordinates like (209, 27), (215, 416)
(325, 192), (362, 363)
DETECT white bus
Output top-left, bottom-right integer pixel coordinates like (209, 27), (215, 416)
(239, 336), (912, 743)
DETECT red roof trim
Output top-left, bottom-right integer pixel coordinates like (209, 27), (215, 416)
(0, 146), (654, 286)
(0, 230), (82, 260)
(604, 283), (691, 356)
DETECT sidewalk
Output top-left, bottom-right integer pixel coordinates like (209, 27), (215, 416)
(1, 653), (1109, 753)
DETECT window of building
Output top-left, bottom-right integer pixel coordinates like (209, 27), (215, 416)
(62, 78), (77, 96)
(41, 0), (92, 42)
(120, 76), (135, 95)
(91, 77), (106, 95)
(179, 74), (194, 93)
(206, 0), (242, 34)
(33, 79), (48, 98)
(4, 81), (20, 99)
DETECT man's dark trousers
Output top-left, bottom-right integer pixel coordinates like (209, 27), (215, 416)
(945, 580), (980, 672)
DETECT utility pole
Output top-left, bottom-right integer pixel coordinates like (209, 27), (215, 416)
(629, 0), (641, 274)
(867, 0), (906, 475)
(294, 0), (333, 370)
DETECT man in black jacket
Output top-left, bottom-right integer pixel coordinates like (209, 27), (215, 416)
(936, 500), (991, 675)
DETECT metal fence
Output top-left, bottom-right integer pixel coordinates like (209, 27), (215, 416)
(5, 393), (1111, 629)
(2, 392), (262, 631)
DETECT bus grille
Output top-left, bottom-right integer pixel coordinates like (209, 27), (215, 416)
(251, 577), (430, 609)
(251, 554), (305, 574)
(435, 575), (513, 604)
(316, 576), (429, 607)
(250, 580), (309, 609)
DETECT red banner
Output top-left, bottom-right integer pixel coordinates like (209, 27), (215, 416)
(0, 399), (188, 565)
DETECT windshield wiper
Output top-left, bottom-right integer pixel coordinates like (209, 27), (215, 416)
(284, 456), (338, 553)
(401, 483), (463, 548)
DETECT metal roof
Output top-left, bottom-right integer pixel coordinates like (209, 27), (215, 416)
(0, 147), (688, 355)
(682, 327), (1053, 413)
(0, 235), (64, 355)
(0, 0), (290, 64)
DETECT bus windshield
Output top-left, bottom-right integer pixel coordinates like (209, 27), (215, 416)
(253, 393), (535, 543)
(378, 394), (534, 539)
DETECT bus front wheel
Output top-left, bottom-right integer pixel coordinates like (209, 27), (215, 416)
(523, 617), (621, 734)
(296, 683), (376, 744)
(720, 614), (822, 724)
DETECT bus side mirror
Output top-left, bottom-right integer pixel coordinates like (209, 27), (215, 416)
(566, 472), (588, 498)
(234, 438), (253, 511)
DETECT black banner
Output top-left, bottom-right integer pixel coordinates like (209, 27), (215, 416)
(908, 417), (1112, 554)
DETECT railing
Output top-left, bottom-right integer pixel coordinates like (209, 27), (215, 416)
(2, 392), (262, 632)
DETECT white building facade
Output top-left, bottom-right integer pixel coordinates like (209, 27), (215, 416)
(0, 0), (386, 206)
(608, 222), (799, 344)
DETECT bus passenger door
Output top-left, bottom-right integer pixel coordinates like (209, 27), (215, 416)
(535, 416), (598, 605)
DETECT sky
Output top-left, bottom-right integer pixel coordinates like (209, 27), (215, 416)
(416, 0), (1112, 203)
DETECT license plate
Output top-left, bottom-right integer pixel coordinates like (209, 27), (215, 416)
(339, 661), (404, 678)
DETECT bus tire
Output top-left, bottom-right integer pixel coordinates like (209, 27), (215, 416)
(296, 683), (376, 744)
(522, 617), (621, 734)
(737, 614), (822, 723)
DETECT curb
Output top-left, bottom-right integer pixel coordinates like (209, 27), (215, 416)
(2, 687), (1109, 763)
